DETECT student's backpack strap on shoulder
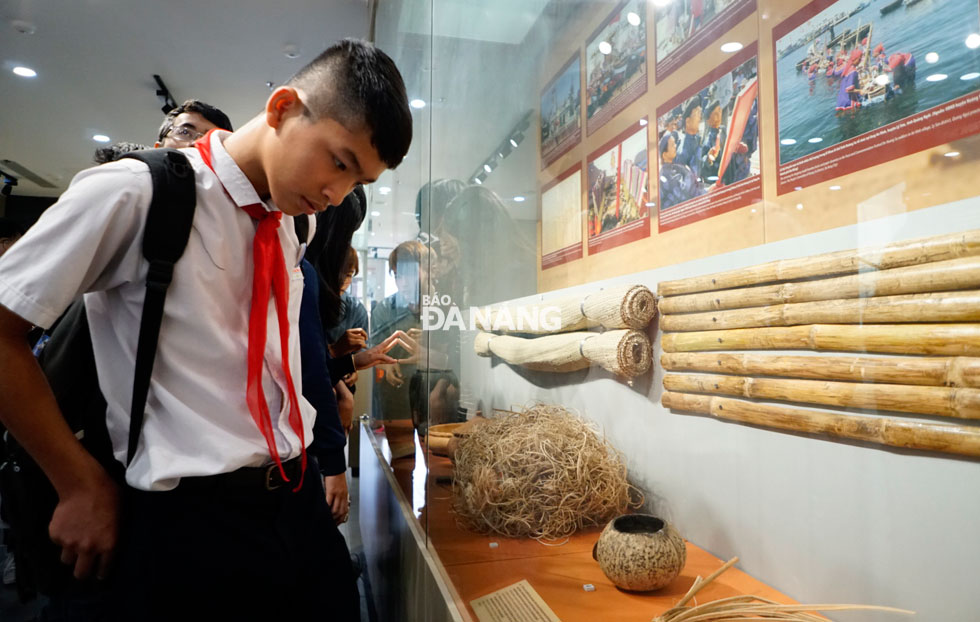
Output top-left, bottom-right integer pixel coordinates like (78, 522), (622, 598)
(119, 149), (196, 465)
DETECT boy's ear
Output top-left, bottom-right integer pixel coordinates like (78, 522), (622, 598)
(266, 87), (303, 129)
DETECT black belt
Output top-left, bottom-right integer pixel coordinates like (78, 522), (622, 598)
(177, 456), (305, 493)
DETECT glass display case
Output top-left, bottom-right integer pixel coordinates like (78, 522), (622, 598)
(358, 0), (980, 620)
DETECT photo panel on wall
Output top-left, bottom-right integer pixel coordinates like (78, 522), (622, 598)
(586, 0), (649, 136)
(654, 0), (758, 82)
(773, 0), (980, 194)
(656, 44), (762, 233)
(587, 120), (651, 254)
(541, 164), (584, 270)
(541, 53), (583, 170)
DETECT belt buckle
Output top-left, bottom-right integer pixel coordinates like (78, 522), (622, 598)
(264, 463), (282, 491)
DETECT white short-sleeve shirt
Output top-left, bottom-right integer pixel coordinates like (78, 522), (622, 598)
(0, 131), (316, 491)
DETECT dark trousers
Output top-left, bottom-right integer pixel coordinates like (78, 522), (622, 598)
(106, 469), (358, 621)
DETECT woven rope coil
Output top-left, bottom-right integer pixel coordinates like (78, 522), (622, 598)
(474, 329), (652, 377)
(476, 284), (657, 335)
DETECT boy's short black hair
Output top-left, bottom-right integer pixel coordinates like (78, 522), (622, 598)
(157, 99), (234, 143)
(287, 39), (412, 169)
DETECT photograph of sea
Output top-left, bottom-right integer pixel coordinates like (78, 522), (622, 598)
(776, 0), (980, 166)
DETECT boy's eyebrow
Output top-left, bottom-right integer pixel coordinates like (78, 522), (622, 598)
(340, 147), (377, 184)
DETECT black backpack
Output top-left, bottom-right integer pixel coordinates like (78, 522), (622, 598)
(0, 148), (197, 597)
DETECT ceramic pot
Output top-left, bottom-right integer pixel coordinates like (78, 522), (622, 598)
(592, 514), (686, 591)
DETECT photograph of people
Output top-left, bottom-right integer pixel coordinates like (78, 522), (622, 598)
(656, 57), (759, 212)
(776, 0), (980, 165)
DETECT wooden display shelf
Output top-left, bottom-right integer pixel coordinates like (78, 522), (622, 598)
(373, 428), (797, 621)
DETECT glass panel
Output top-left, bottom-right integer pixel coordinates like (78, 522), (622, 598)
(372, 0), (980, 619)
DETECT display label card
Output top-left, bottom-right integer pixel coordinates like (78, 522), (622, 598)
(774, 0), (980, 194)
(470, 579), (561, 622)
(587, 121), (651, 254)
(656, 45), (761, 232)
(541, 54), (583, 170)
(541, 165), (584, 270)
(655, 0), (756, 82)
(586, 0), (649, 135)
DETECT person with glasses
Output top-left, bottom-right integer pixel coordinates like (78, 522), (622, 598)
(154, 99), (233, 148)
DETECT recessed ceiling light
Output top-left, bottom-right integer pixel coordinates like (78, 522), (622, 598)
(926, 73), (948, 82)
(93, 134), (110, 143)
(513, 196), (526, 202)
(794, 186), (803, 191)
(796, 203), (804, 210)
(473, 177), (482, 185)
(925, 52), (939, 64)
(751, 208), (757, 213)
(961, 72), (980, 80)
(808, 137), (823, 143)
(410, 99), (426, 109)
(944, 151), (960, 157)
(627, 12), (641, 26)
(645, 202), (656, 207)
(966, 33), (980, 49)
(874, 74), (890, 86)
(639, 118), (648, 126)
(706, 176), (719, 181)
(720, 42), (743, 53)
(283, 43), (300, 59)
(378, 186), (392, 195)
(829, 185), (841, 191)
(483, 164), (492, 173)
(371, 210), (381, 217)
(599, 41), (612, 55)
(780, 138), (797, 145)
(12, 66), (37, 78)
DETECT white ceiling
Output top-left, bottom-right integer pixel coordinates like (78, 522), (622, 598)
(0, 0), (370, 197)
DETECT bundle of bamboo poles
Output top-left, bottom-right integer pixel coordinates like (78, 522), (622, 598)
(658, 229), (980, 458)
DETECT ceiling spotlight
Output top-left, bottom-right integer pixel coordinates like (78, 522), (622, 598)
(796, 203), (804, 210)
(781, 138), (797, 145)
(371, 210), (381, 217)
(410, 99), (426, 109)
(829, 185), (841, 191)
(720, 42), (743, 53)
(926, 73), (948, 82)
(513, 196), (526, 202)
(627, 12), (641, 26)
(12, 66), (37, 78)
(509, 138), (519, 148)
(794, 186), (803, 191)
(483, 163), (492, 173)
(961, 72), (980, 80)
(808, 137), (823, 143)
(966, 33), (980, 49)
(473, 177), (483, 185)
(944, 151), (960, 157)
(644, 202), (656, 208)
(283, 43), (300, 59)
(925, 52), (939, 64)
(599, 41), (612, 55)
(93, 134), (111, 143)
(639, 118), (648, 126)
(874, 74), (890, 86)
(378, 186), (392, 195)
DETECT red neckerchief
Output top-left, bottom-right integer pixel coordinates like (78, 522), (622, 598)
(195, 130), (306, 491)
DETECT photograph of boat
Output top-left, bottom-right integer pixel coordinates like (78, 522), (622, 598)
(775, 0), (980, 167)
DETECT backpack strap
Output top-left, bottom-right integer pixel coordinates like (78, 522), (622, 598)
(119, 149), (197, 466)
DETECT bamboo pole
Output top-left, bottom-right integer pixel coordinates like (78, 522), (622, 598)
(663, 373), (980, 420)
(657, 229), (980, 296)
(661, 352), (980, 388)
(660, 290), (980, 332)
(660, 391), (980, 458)
(659, 256), (980, 314)
(661, 324), (980, 356)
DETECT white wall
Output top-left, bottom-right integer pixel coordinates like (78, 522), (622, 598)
(459, 198), (980, 621)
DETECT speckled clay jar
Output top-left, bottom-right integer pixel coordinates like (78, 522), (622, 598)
(592, 514), (686, 591)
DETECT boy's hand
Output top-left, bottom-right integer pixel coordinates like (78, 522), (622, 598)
(50, 468), (120, 580)
(353, 330), (417, 370)
(323, 473), (350, 524)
